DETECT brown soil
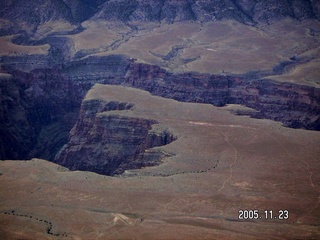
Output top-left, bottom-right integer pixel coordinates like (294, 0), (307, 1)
(1, 85), (319, 239)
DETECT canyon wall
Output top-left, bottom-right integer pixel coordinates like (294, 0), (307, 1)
(1, 56), (319, 174)
(54, 99), (176, 175)
(0, 68), (84, 160)
(0, 55), (131, 160)
(2, 0), (319, 30)
(123, 63), (320, 130)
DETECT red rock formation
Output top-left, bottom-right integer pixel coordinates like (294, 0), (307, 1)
(1, 57), (319, 166)
(124, 62), (320, 130)
(54, 99), (176, 175)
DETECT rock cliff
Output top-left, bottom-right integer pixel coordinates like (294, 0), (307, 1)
(0, 55), (131, 160)
(1, 55), (319, 162)
(1, 0), (319, 41)
(54, 99), (176, 175)
(0, 68), (84, 160)
(124, 62), (320, 130)
(1, 0), (319, 171)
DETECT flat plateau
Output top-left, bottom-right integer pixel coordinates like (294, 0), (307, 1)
(1, 84), (319, 239)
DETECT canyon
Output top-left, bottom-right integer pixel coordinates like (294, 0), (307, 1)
(1, 0), (320, 239)
(1, 85), (320, 239)
(1, 55), (319, 170)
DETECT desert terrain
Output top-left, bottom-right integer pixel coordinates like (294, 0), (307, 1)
(1, 85), (320, 239)
(1, 0), (320, 239)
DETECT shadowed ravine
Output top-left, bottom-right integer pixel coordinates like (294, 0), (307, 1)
(1, 1), (320, 239)
(0, 55), (319, 175)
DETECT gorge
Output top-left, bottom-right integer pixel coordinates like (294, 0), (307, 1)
(1, 54), (319, 174)
(1, 1), (320, 239)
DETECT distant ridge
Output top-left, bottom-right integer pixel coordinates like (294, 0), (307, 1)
(1, 0), (319, 29)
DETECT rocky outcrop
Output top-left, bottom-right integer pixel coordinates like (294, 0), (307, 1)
(228, 78), (320, 129)
(0, 55), (50, 72)
(91, 0), (320, 24)
(4, 36), (78, 71)
(1, 54), (319, 162)
(0, 0), (74, 26)
(1, 0), (319, 32)
(0, 55), (132, 160)
(0, 68), (85, 160)
(60, 55), (130, 83)
(0, 74), (34, 159)
(52, 60), (319, 176)
(123, 63), (320, 130)
(54, 99), (176, 176)
(124, 63), (229, 106)
(1, 0), (319, 177)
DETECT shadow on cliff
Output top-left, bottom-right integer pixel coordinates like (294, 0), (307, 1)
(1, 55), (319, 176)
(53, 99), (177, 176)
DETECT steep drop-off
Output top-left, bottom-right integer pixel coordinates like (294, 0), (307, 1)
(0, 55), (131, 160)
(123, 63), (320, 130)
(54, 99), (176, 175)
(1, 1), (320, 239)
(1, 55), (319, 163)
(1, 0), (319, 30)
(0, 68), (84, 160)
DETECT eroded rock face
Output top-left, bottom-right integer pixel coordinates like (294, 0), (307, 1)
(0, 68), (84, 160)
(0, 55), (131, 160)
(51, 60), (319, 176)
(124, 62), (320, 130)
(1, 0), (319, 37)
(54, 99), (176, 176)
(1, 55), (319, 162)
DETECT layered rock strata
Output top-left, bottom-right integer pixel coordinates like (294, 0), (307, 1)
(123, 63), (320, 130)
(54, 99), (176, 175)
(0, 68), (84, 160)
(0, 55), (131, 160)
(1, 0), (319, 29)
(1, 55), (319, 162)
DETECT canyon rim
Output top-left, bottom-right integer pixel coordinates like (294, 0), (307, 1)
(1, 1), (320, 239)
